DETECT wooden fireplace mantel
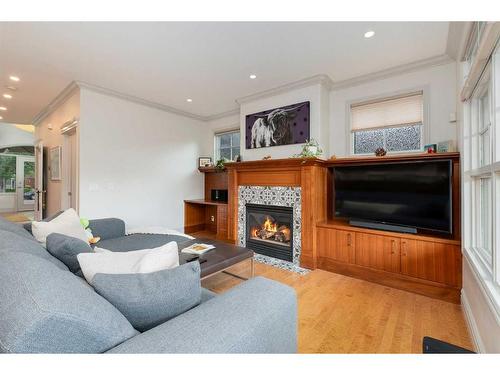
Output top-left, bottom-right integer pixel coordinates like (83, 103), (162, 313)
(225, 157), (329, 269)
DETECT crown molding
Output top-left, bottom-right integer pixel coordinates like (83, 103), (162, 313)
(204, 108), (240, 121)
(32, 80), (211, 125)
(76, 81), (208, 121)
(32, 81), (79, 125)
(235, 74), (334, 105)
(32, 54), (456, 125)
(331, 54), (455, 91)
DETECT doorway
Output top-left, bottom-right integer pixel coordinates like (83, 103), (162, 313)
(16, 155), (36, 211)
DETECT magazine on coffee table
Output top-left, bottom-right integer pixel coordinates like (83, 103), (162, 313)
(181, 243), (216, 255)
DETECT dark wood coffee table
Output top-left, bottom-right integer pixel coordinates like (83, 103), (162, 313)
(179, 238), (254, 280)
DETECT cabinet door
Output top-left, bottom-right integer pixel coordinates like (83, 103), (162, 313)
(355, 233), (400, 273)
(216, 205), (228, 240)
(400, 239), (461, 287)
(317, 228), (355, 264)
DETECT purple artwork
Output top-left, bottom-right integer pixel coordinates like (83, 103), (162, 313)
(245, 101), (310, 149)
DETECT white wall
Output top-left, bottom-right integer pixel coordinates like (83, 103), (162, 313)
(207, 114), (240, 134)
(78, 88), (212, 230)
(239, 83), (330, 161)
(330, 61), (458, 156)
(35, 90), (80, 216)
(462, 257), (500, 352)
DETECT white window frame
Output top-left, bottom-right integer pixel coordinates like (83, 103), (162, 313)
(347, 88), (429, 156)
(214, 129), (240, 162)
(462, 39), (500, 319)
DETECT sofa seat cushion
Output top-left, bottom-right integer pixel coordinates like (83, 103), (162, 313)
(92, 262), (201, 332)
(46, 233), (93, 276)
(0, 216), (37, 242)
(95, 233), (191, 252)
(0, 229), (68, 271)
(0, 251), (137, 353)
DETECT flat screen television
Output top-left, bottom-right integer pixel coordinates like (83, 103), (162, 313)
(333, 160), (452, 234)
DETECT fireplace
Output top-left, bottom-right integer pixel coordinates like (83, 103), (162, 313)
(245, 203), (293, 262)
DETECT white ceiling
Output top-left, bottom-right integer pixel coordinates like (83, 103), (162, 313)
(0, 22), (450, 124)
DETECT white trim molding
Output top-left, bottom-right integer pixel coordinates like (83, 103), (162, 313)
(460, 22), (500, 101)
(32, 81), (79, 126)
(331, 54), (454, 90)
(236, 74), (334, 104)
(32, 80), (241, 125)
(76, 81), (208, 121)
(461, 288), (485, 353)
(32, 55), (457, 126)
(205, 108), (240, 121)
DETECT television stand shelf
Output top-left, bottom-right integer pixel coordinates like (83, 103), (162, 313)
(316, 219), (462, 303)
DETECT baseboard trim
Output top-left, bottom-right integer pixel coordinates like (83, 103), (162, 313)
(461, 288), (485, 353)
(317, 257), (461, 303)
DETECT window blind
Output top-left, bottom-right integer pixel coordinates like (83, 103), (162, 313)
(351, 92), (423, 131)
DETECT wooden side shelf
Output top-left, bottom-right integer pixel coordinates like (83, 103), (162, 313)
(184, 199), (228, 240)
(184, 167), (229, 240)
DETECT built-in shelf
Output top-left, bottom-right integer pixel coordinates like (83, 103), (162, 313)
(184, 199), (228, 206)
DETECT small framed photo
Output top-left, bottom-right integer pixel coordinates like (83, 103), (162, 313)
(424, 144), (437, 154)
(49, 146), (62, 180)
(198, 157), (212, 168)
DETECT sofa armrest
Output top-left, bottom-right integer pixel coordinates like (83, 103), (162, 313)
(107, 276), (297, 353)
(88, 218), (126, 240)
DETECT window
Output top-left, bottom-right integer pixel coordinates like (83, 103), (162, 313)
(463, 38), (500, 285)
(0, 155), (16, 193)
(351, 91), (423, 155)
(479, 88), (491, 166)
(478, 177), (493, 265)
(215, 130), (240, 161)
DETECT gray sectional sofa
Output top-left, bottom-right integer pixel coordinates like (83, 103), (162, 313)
(0, 215), (297, 353)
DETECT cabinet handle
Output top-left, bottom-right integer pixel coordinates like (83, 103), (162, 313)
(391, 240), (396, 255)
(401, 241), (406, 256)
(347, 233), (352, 246)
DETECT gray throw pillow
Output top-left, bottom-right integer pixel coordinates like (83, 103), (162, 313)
(91, 261), (201, 332)
(46, 233), (92, 276)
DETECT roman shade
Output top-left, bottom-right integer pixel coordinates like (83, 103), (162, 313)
(351, 91), (423, 131)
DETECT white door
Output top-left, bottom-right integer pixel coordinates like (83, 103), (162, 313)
(34, 141), (44, 220)
(62, 130), (78, 210)
(16, 156), (36, 211)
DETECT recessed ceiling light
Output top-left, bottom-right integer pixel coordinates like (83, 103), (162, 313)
(186, 98), (193, 102)
(0, 107), (7, 111)
(0, 116), (3, 120)
(364, 30), (375, 38)
(6, 86), (17, 91)
(249, 74), (257, 79)
(9, 76), (20, 82)
(3, 94), (12, 99)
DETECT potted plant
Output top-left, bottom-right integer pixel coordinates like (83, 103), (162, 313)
(292, 139), (323, 158)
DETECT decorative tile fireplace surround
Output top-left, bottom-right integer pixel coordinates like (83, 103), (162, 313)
(225, 158), (328, 272)
(237, 186), (308, 274)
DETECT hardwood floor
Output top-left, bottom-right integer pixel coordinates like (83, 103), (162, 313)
(201, 260), (473, 353)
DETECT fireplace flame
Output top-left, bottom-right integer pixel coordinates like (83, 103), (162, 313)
(263, 216), (277, 232)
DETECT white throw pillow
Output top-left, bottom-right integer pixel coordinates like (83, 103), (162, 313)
(77, 241), (180, 284)
(31, 208), (89, 247)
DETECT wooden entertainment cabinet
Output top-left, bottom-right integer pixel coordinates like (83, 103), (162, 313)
(187, 152), (461, 303)
(317, 152), (462, 303)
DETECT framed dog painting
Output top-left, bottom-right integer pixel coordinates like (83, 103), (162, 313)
(245, 101), (310, 149)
